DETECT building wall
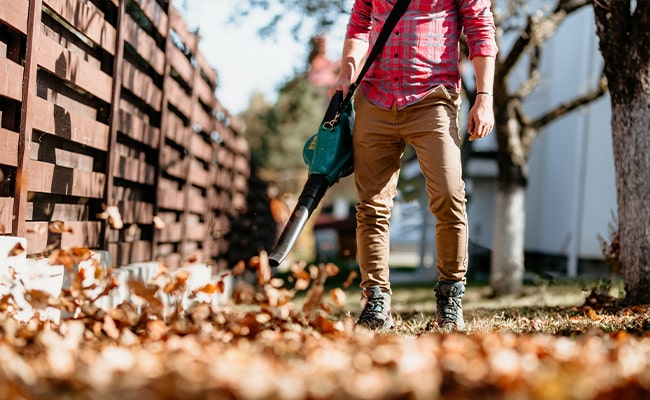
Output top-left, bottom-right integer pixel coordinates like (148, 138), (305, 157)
(466, 6), (616, 275)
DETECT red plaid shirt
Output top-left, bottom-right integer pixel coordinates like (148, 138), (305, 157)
(346, 0), (498, 109)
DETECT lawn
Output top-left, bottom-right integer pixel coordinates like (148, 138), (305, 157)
(1, 258), (649, 400)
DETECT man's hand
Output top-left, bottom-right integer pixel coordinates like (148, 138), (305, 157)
(467, 94), (494, 141)
(327, 38), (368, 100)
(328, 78), (352, 100)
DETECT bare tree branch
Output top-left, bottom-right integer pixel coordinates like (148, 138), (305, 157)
(512, 45), (542, 99)
(512, 99), (532, 127)
(531, 72), (608, 130)
(499, 0), (592, 78)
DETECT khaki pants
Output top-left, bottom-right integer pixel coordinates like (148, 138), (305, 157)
(353, 86), (468, 293)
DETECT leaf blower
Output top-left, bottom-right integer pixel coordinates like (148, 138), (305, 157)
(267, 0), (412, 267)
(268, 91), (354, 267)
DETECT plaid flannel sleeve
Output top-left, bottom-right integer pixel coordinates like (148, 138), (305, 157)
(346, 0), (373, 42)
(459, 0), (498, 59)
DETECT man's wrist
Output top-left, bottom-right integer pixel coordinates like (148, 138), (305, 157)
(477, 91), (492, 96)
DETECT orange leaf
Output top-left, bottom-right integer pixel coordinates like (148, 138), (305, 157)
(103, 314), (120, 339)
(25, 289), (51, 309)
(70, 247), (93, 262)
(324, 263), (340, 277)
(197, 281), (224, 295)
(152, 215), (166, 229)
(329, 288), (346, 308)
(97, 205), (124, 230)
(232, 260), (246, 276)
(175, 270), (190, 285)
(257, 251), (271, 285)
(128, 280), (159, 304)
(48, 249), (75, 270)
(8, 242), (25, 257)
(48, 220), (73, 234)
(216, 280), (225, 294)
(343, 271), (358, 288)
(147, 320), (169, 341)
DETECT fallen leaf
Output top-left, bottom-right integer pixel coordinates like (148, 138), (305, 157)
(97, 206), (123, 230)
(153, 215), (166, 229)
(343, 271), (358, 288)
(8, 242), (25, 257)
(329, 288), (346, 308)
(257, 251), (271, 285)
(232, 261), (246, 276)
(103, 314), (120, 340)
(49, 221), (73, 234)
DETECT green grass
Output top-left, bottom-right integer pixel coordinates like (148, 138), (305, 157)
(315, 277), (646, 337)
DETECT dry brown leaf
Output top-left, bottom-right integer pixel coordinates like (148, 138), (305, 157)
(8, 242), (25, 257)
(0, 293), (14, 312)
(308, 265), (319, 279)
(48, 220), (73, 234)
(294, 276), (311, 291)
(290, 263), (311, 291)
(48, 249), (75, 270)
(185, 253), (199, 265)
(216, 280), (225, 294)
(126, 224), (138, 237)
(97, 205), (124, 230)
(329, 288), (346, 308)
(324, 263), (340, 277)
(25, 289), (51, 310)
(270, 277), (284, 288)
(310, 313), (344, 335)
(257, 251), (271, 286)
(232, 260), (246, 276)
(70, 247), (93, 262)
(248, 256), (260, 269)
(343, 270), (358, 288)
(108, 303), (140, 326)
(152, 215), (166, 229)
(302, 284), (324, 316)
(174, 269), (190, 285)
(146, 320), (169, 341)
(103, 314), (120, 340)
(233, 280), (256, 304)
(128, 280), (160, 307)
(27, 223), (47, 236)
(194, 281), (224, 295)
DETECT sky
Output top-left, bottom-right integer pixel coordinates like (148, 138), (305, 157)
(181, 1), (346, 115)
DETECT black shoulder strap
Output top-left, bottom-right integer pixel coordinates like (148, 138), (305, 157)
(340, 0), (412, 111)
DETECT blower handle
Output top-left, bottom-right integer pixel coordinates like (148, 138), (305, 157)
(322, 91), (344, 126)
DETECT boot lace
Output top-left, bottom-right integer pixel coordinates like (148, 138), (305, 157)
(357, 291), (392, 329)
(437, 293), (461, 325)
(358, 296), (388, 323)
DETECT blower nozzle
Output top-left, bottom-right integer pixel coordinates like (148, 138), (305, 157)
(268, 174), (330, 267)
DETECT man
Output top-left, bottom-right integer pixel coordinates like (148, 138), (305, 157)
(328, 0), (497, 331)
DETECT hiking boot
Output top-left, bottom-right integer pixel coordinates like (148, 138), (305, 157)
(434, 281), (465, 331)
(357, 286), (394, 330)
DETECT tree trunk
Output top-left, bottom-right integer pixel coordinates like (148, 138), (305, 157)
(490, 184), (526, 296)
(594, 1), (650, 305)
(490, 91), (529, 296)
(610, 92), (650, 305)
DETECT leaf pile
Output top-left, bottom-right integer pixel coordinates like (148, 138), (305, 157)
(1, 248), (650, 400)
